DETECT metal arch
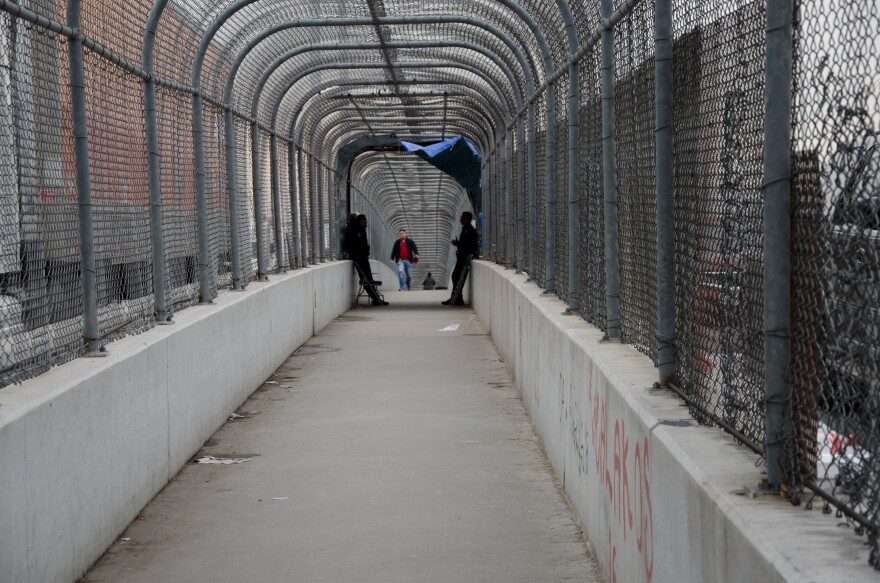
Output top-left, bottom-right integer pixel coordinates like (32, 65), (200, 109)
(362, 173), (466, 219)
(263, 60), (512, 268)
(314, 119), (488, 256)
(316, 118), (490, 165)
(221, 16), (538, 109)
(272, 77), (506, 274)
(292, 78), (506, 150)
(267, 61), (513, 262)
(317, 112), (494, 165)
(260, 45), (518, 165)
(143, 0), (559, 293)
(314, 117), (488, 241)
(352, 146), (464, 210)
(278, 65), (512, 261)
(282, 78), (505, 267)
(328, 104), (498, 146)
(269, 61), (517, 134)
(552, 0), (582, 310)
(356, 161), (466, 226)
(249, 39), (525, 129)
(291, 80), (506, 141)
(316, 121), (489, 189)
(356, 158), (468, 265)
(221, 20), (538, 268)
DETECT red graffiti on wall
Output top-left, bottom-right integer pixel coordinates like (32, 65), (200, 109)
(590, 376), (654, 582)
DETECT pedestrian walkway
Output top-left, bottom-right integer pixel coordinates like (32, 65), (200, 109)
(83, 291), (602, 583)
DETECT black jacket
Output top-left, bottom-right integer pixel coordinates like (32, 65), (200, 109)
(344, 225), (370, 260)
(390, 237), (419, 262)
(455, 223), (479, 258)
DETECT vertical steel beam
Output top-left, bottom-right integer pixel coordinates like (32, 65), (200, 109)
(556, 0), (581, 311)
(270, 134), (286, 271)
(601, 0), (621, 339)
(545, 84), (557, 291)
(223, 109), (244, 288)
(763, 0), (794, 487)
(297, 147), (310, 265)
(527, 104), (537, 278)
(192, 98), (213, 300)
(67, 0), (99, 353)
(251, 122), (268, 279)
(288, 140), (302, 268)
(516, 116), (526, 273)
(506, 132), (515, 267)
(142, 0), (170, 319)
(655, 0), (675, 383)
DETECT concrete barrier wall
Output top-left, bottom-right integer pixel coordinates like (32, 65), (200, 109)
(471, 261), (874, 583)
(0, 262), (353, 583)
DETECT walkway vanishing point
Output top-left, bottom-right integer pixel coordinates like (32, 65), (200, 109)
(82, 290), (602, 583)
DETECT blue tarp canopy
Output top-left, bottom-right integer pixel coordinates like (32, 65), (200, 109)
(400, 136), (482, 206)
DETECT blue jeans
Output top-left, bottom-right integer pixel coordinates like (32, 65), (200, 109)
(397, 259), (412, 289)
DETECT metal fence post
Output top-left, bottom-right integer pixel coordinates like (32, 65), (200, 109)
(67, 0), (100, 353)
(655, 0), (675, 382)
(527, 104), (537, 278)
(601, 0), (621, 339)
(297, 148), (310, 265)
(192, 97), (213, 301)
(270, 134), (286, 271)
(251, 122), (268, 279)
(311, 154), (322, 262)
(224, 110), (244, 289)
(142, 0), (170, 320)
(763, 0), (794, 487)
(506, 133), (514, 266)
(545, 83), (557, 291)
(516, 116), (526, 273)
(288, 140), (302, 268)
(558, 0), (581, 312)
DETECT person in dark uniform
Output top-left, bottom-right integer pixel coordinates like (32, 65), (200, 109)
(442, 211), (479, 305)
(345, 214), (388, 306)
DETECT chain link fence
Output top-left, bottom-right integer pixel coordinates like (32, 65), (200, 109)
(481, 0), (879, 568)
(788, 0), (880, 560)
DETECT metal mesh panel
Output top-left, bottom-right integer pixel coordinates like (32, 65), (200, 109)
(204, 102), (230, 290)
(277, 140), (295, 268)
(554, 73), (569, 301)
(86, 53), (155, 342)
(512, 126), (522, 270)
(534, 92), (547, 287)
(0, 17), (83, 387)
(258, 130), (277, 271)
(157, 85), (199, 311)
(578, 48), (605, 329)
(672, 0), (766, 445)
(519, 117), (530, 274)
(234, 114), (257, 282)
(615, 0), (657, 361)
(789, 0), (880, 562)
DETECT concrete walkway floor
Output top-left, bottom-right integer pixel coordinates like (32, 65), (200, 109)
(83, 291), (602, 583)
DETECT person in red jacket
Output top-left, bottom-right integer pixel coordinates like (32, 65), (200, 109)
(389, 229), (419, 290)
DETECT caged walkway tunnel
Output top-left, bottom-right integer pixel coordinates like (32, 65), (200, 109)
(0, 0), (879, 581)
